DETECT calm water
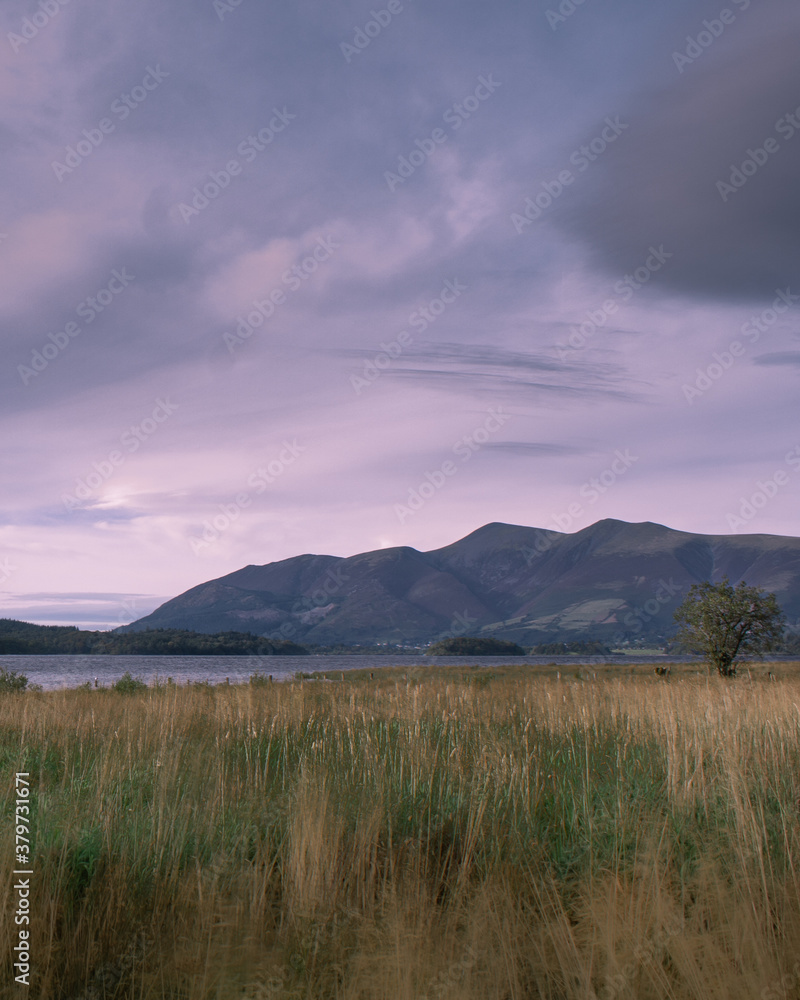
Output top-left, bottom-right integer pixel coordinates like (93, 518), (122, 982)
(0, 653), (688, 691)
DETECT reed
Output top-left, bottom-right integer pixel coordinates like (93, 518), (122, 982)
(1, 667), (799, 998)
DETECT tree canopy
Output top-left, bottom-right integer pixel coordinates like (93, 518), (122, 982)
(672, 578), (785, 676)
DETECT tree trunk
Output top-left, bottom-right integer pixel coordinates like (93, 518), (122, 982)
(716, 652), (735, 677)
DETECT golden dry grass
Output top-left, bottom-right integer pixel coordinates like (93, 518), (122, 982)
(1, 665), (799, 998)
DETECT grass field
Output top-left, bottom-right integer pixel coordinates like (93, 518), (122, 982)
(2, 663), (800, 999)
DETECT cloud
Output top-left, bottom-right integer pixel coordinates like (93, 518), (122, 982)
(483, 442), (592, 456)
(0, 507), (143, 527)
(375, 342), (645, 401)
(0, 591), (166, 629)
(753, 351), (800, 367)
(558, 10), (800, 300)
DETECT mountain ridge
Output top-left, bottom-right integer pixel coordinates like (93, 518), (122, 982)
(116, 519), (800, 644)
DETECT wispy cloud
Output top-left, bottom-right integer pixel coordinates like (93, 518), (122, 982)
(753, 352), (800, 367)
(378, 342), (645, 400)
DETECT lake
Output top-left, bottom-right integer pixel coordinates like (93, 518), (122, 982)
(0, 653), (686, 690)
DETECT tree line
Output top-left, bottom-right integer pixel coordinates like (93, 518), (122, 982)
(0, 621), (308, 656)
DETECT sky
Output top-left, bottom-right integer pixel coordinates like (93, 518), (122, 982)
(2, 0), (800, 629)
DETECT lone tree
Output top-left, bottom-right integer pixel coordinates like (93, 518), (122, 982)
(673, 578), (785, 677)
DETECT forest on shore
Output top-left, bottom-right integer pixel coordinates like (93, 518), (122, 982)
(0, 620), (308, 655)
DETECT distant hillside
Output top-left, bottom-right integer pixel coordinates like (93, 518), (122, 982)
(116, 519), (800, 646)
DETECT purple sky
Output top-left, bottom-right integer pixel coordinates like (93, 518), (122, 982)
(2, 0), (800, 628)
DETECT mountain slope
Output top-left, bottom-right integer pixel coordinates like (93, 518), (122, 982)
(117, 519), (800, 644)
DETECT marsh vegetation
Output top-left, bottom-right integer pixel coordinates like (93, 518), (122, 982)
(1, 664), (799, 998)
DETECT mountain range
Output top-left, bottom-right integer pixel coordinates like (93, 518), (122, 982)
(116, 519), (800, 646)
